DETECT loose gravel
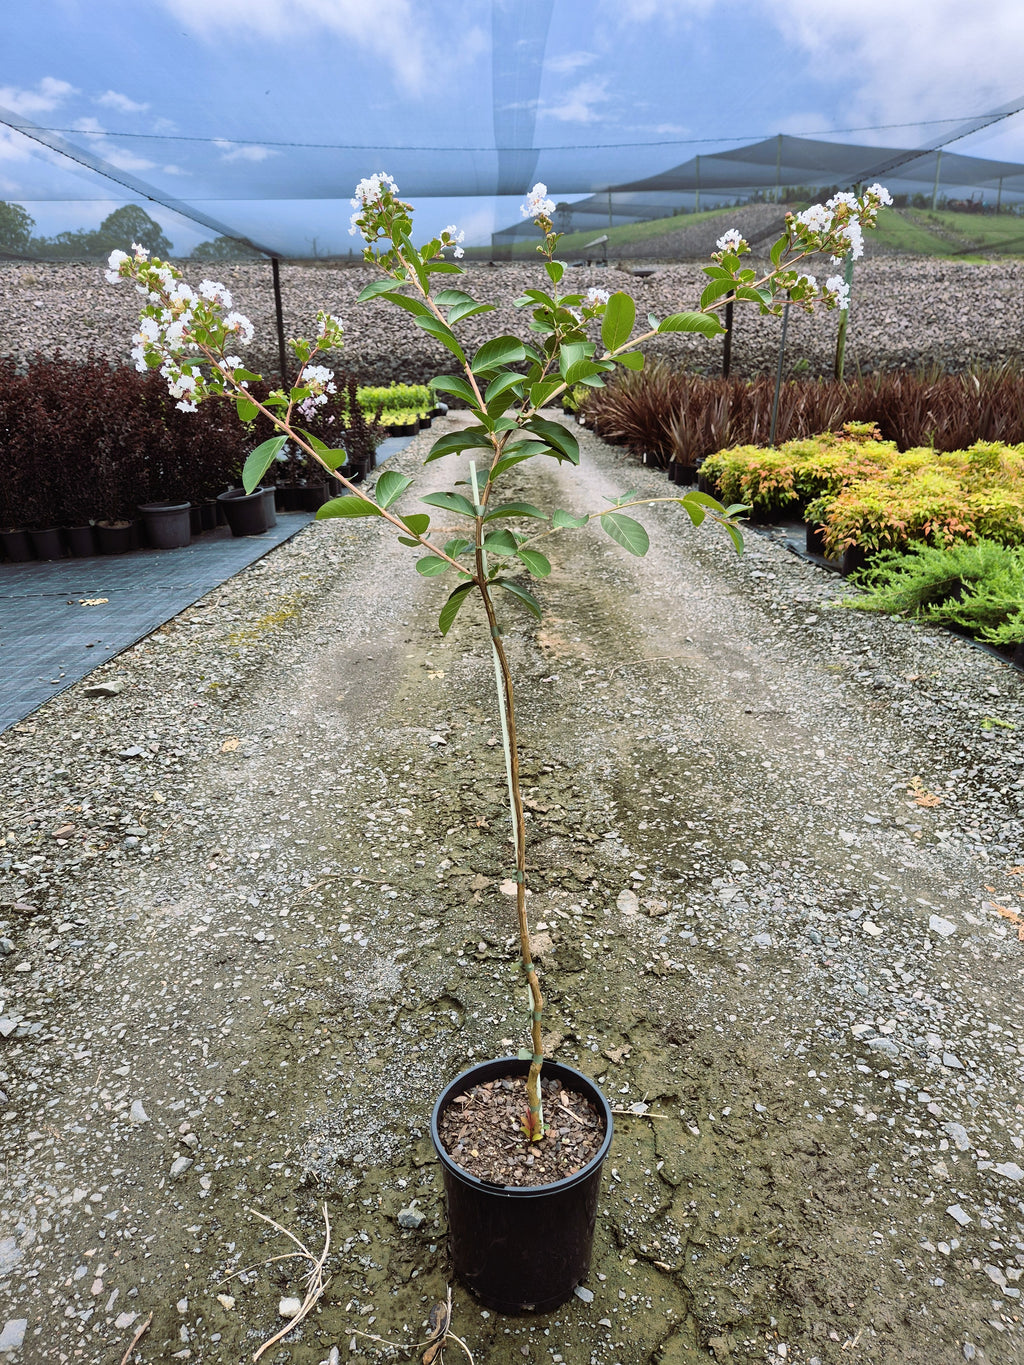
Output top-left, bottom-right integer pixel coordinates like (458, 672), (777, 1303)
(0, 417), (1022, 1364)
(4, 254), (1024, 386)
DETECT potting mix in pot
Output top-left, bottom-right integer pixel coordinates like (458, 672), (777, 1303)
(109, 177), (891, 1306)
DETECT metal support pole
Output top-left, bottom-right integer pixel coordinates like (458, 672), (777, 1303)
(769, 302), (790, 447)
(271, 256), (288, 387)
(997, 177), (1003, 214)
(608, 191), (613, 229)
(722, 293), (734, 378)
(931, 149), (942, 211)
(695, 155), (700, 214)
(833, 253), (855, 382)
(775, 133), (782, 203)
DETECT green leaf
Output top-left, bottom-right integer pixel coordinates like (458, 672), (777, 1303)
(657, 311), (726, 338)
(483, 501), (547, 523)
(545, 260), (565, 286)
(241, 435), (287, 494)
(425, 260), (462, 273)
(558, 340), (591, 380)
(529, 378), (564, 408)
(684, 490), (729, 513)
(615, 349), (644, 371)
(434, 288), (474, 307)
(357, 278), (402, 302)
(485, 371), (526, 406)
(524, 416), (579, 465)
(495, 579), (542, 619)
(471, 336), (527, 373)
(414, 314), (466, 363)
(443, 537), (473, 557)
(297, 429), (347, 471)
(235, 394), (259, 423)
(438, 581), (474, 636)
(424, 427), (493, 464)
(699, 278), (736, 310)
(516, 547), (551, 577)
(420, 490), (478, 518)
(600, 511), (649, 556)
(678, 498), (706, 527)
(379, 292), (430, 318)
(724, 522), (745, 555)
(601, 292), (635, 352)
(317, 495), (382, 520)
(415, 554), (451, 576)
(429, 374), (479, 406)
(491, 451), (539, 480)
(552, 508), (588, 528)
(770, 236), (786, 268)
(483, 528), (519, 555)
(399, 512), (430, 536)
(375, 470), (413, 509)
(448, 300), (495, 325)
(564, 358), (610, 386)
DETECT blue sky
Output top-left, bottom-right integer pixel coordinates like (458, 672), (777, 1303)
(2, 0), (1024, 253)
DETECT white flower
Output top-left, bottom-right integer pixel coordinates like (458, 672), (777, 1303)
(835, 220), (864, 261)
(715, 228), (744, 253)
(176, 399), (198, 413)
(796, 204), (833, 235)
(441, 224), (466, 259)
(199, 280), (233, 308)
(348, 209), (364, 237)
(826, 191), (858, 211)
(795, 273), (817, 290)
(304, 363), (336, 394)
(131, 242), (150, 260)
(866, 183), (893, 206)
(224, 355), (243, 369)
(105, 248), (129, 283)
(825, 274), (851, 310)
(585, 286), (610, 306)
(521, 183), (556, 219)
(351, 172), (399, 209)
(224, 311), (255, 344)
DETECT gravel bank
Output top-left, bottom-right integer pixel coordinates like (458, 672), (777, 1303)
(4, 254), (1024, 385)
(0, 420), (1022, 1363)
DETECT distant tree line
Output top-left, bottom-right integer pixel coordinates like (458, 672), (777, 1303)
(0, 202), (263, 261)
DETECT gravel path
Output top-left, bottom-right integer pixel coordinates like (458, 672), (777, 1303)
(4, 255), (1024, 384)
(0, 419), (1022, 1364)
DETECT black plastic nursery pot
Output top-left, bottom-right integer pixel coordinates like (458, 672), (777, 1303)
(430, 1057), (613, 1315)
(0, 529), (34, 562)
(805, 523), (829, 558)
(200, 501), (218, 532)
(217, 487), (269, 537)
(138, 501), (191, 550)
(189, 504), (204, 536)
(29, 527), (64, 560)
(260, 487), (278, 527)
(96, 520), (137, 555)
(841, 543), (870, 577)
(65, 525), (97, 558)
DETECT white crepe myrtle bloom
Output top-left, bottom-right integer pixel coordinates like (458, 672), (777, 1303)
(521, 183), (556, 219)
(831, 220), (864, 263)
(585, 287), (610, 307)
(130, 242), (150, 260)
(826, 191), (858, 211)
(796, 204), (833, 234)
(866, 183), (893, 206)
(199, 280), (233, 308)
(351, 173), (399, 209)
(825, 274), (851, 310)
(441, 224), (466, 259)
(316, 312), (343, 339)
(105, 248), (129, 283)
(796, 273), (817, 290)
(224, 311), (255, 345)
(716, 228), (744, 253)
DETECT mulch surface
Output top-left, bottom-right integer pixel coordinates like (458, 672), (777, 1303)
(437, 1073), (605, 1186)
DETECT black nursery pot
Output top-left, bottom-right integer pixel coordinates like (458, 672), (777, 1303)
(805, 522), (829, 558)
(0, 529), (35, 562)
(430, 1057), (613, 1315)
(65, 525), (97, 557)
(217, 487), (269, 537)
(29, 527), (64, 560)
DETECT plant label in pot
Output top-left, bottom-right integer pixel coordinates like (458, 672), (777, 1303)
(109, 180), (892, 1311)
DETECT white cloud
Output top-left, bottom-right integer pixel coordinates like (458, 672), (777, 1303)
(546, 50), (596, 76)
(72, 118), (157, 173)
(603, 0), (715, 22)
(763, 0), (1024, 134)
(0, 76), (77, 116)
(158, 0), (483, 95)
(95, 90), (150, 115)
(213, 139), (280, 163)
(543, 79), (611, 125)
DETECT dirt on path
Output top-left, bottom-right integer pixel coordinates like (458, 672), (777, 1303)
(1, 419), (1023, 1365)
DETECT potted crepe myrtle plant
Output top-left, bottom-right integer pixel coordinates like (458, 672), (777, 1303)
(108, 177), (890, 1310)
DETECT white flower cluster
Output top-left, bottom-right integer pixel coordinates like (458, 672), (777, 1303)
(867, 183), (894, 206)
(715, 228), (744, 253)
(832, 219), (864, 263)
(298, 362), (336, 418)
(521, 183), (556, 220)
(795, 203), (833, 234)
(107, 248), (256, 411)
(316, 311), (344, 340)
(585, 287), (610, 307)
(349, 172), (399, 236)
(441, 224), (466, 259)
(824, 274), (851, 311)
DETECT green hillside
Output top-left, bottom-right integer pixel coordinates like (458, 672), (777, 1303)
(467, 204), (1024, 262)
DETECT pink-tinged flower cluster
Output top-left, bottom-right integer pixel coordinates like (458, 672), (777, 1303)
(521, 183), (556, 220)
(715, 229), (745, 254)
